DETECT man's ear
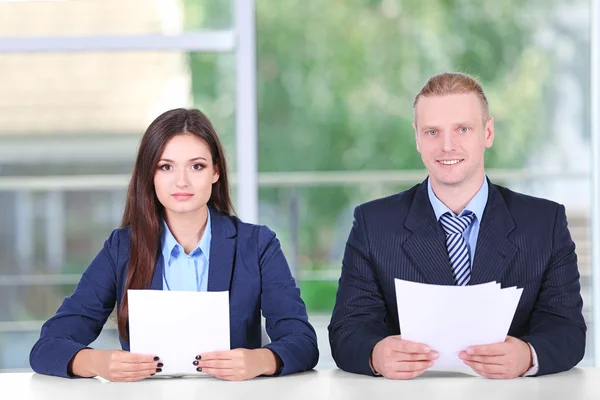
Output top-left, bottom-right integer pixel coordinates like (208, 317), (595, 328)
(484, 117), (495, 148)
(413, 122), (421, 153)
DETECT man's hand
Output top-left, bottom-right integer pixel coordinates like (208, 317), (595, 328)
(370, 335), (438, 379)
(459, 336), (533, 379)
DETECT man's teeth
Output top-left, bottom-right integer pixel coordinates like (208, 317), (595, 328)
(440, 160), (461, 165)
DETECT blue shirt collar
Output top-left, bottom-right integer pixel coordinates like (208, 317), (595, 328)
(161, 210), (212, 260)
(427, 177), (488, 222)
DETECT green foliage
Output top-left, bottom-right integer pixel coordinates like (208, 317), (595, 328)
(182, 0), (558, 272)
(300, 280), (340, 313)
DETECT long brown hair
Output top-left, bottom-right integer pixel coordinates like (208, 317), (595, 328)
(118, 108), (234, 340)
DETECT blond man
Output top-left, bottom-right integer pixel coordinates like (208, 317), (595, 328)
(328, 72), (586, 379)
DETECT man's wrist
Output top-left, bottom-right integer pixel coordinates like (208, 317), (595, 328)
(521, 342), (539, 377)
(369, 351), (381, 376)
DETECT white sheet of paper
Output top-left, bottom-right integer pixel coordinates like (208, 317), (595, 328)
(395, 279), (523, 369)
(128, 289), (230, 376)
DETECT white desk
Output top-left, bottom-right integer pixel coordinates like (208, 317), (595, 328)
(2, 368), (599, 400)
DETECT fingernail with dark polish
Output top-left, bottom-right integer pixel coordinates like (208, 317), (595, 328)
(154, 356), (160, 361)
(151, 373), (155, 376)
(156, 368), (162, 373)
(195, 355), (201, 360)
(157, 363), (164, 368)
(196, 367), (202, 372)
(193, 360), (199, 366)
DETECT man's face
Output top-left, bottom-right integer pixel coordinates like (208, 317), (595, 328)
(413, 93), (494, 189)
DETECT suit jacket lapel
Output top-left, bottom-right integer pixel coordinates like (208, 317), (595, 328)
(402, 179), (456, 285)
(150, 253), (164, 290)
(470, 181), (517, 285)
(148, 208), (238, 291)
(207, 207), (237, 292)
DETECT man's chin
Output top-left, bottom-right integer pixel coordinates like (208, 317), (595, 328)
(429, 175), (467, 187)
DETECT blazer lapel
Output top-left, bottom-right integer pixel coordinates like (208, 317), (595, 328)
(469, 181), (517, 285)
(402, 180), (456, 285)
(149, 223), (166, 290)
(150, 252), (164, 290)
(207, 207), (238, 292)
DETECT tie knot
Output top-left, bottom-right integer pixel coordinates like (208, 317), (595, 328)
(440, 212), (474, 235)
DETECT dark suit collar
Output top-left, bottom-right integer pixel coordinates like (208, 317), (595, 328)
(207, 207), (237, 292)
(404, 177), (438, 233)
(403, 178), (456, 284)
(470, 179), (517, 284)
(403, 177), (517, 285)
(208, 205), (237, 239)
(427, 176), (489, 222)
(150, 206), (238, 291)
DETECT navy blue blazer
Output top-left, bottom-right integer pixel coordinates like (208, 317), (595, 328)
(30, 208), (319, 377)
(329, 178), (586, 376)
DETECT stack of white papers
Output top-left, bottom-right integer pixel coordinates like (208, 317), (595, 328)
(394, 279), (523, 369)
(128, 290), (231, 377)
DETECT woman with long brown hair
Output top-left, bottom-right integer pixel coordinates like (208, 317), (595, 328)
(29, 108), (319, 381)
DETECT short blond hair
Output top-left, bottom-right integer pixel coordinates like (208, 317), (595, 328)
(413, 72), (490, 123)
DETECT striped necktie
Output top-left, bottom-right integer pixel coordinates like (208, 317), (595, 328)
(439, 212), (475, 286)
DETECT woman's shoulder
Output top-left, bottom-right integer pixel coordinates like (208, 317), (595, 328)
(106, 225), (131, 242)
(102, 226), (132, 258)
(214, 212), (277, 246)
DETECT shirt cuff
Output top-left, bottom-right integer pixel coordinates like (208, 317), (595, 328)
(522, 343), (539, 376)
(369, 353), (381, 376)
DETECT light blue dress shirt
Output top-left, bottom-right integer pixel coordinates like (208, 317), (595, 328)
(427, 177), (540, 375)
(427, 177), (489, 264)
(160, 212), (211, 292)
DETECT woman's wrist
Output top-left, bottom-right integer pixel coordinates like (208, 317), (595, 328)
(70, 349), (98, 377)
(254, 348), (281, 376)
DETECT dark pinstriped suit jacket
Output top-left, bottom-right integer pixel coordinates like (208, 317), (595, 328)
(328, 178), (586, 377)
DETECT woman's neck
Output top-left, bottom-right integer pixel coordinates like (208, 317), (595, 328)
(164, 207), (209, 254)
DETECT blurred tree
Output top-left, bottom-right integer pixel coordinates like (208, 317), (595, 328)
(183, 0), (558, 273)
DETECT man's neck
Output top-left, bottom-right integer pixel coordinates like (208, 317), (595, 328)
(430, 175), (485, 215)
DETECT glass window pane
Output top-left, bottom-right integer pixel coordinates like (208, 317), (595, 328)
(0, 50), (234, 369)
(0, 0), (232, 36)
(256, 0), (594, 368)
(0, 51), (235, 170)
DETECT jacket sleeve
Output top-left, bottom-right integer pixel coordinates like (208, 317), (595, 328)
(328, 205), (388, 376)
(519, 204), (587, 375)
(29, 229), (121, 378)
(258, 226), (319, 375)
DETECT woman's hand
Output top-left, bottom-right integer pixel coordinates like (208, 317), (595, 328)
(71, 349), (162, 382)
(194, 348), (280, 381)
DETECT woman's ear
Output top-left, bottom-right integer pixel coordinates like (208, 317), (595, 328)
(212, 165), (220, 184)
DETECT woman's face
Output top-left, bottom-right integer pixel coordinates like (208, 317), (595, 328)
(153, 134), (219, 218)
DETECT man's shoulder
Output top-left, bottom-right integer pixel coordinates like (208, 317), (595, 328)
(492, 183), (564, 221)
(356, 183), (421, 217)
(352, 180), (566, 223)
(493, 183), (561, 209)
